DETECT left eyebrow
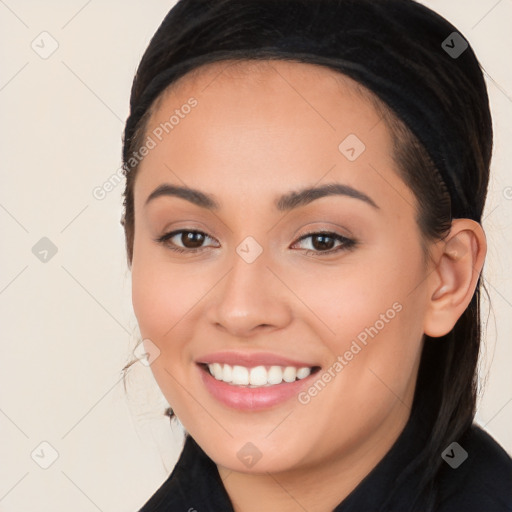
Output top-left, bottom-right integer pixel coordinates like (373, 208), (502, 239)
(275, 182), (379, 211)
(144, 182), (379, 211)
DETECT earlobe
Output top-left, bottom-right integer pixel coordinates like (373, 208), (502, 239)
(423, 219), (486, 338)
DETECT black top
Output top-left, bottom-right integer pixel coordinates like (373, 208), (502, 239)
(137, 409), (512, 512)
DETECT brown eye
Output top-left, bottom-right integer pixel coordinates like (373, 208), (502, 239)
(293, 231), (356, 256)
(155, 230), (218, 253)
(179, 231), (206, 249)
(310, 234), (336, 251)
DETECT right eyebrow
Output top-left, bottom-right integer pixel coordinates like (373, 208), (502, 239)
(275, 182), (379, 211)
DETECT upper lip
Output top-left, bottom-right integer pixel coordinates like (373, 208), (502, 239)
(196, 351), (320, 368)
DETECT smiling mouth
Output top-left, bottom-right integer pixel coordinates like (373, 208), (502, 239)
(198, 362), (321, 388)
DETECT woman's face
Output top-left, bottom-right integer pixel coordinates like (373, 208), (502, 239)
(131, 60), (433, 474)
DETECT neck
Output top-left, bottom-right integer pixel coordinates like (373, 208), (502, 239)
(217, 403), (411, 512)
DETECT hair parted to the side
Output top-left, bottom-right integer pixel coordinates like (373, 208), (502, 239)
(120, 1), (492, 510)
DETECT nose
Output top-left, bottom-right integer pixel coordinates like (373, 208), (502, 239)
(205, 247), (293, 338)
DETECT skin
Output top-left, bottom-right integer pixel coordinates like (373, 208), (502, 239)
(129, 59), (486, 512)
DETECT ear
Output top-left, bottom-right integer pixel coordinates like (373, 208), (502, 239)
(423, 219), (487, 338)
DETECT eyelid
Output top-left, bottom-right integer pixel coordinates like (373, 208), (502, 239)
(154, 227), (357, 257)
(291, 229), (356, 253)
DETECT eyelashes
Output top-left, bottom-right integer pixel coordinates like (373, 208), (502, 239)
(154, 229), (357, 257)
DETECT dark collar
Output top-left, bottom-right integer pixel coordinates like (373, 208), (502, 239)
(138, 431), (234, 511)
(138, 405), (512, 512)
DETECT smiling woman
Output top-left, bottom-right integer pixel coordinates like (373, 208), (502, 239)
(119, 1), (512, 511)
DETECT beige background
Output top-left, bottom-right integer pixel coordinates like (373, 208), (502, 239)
(0, 1), (511, 510)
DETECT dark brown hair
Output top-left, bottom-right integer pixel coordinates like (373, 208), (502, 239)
(121, 1), (492, 509)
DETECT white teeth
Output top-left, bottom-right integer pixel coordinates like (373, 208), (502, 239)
(232, 365), (249, 385)
(296, 367), (311, 379)
(268, 365), (283, 385)
(206, 363), (313, 387)
(212, 362), (223, 380)
(222, 363), (233, 383)
(249, 366), (267, 386)
(283, 366), (297, 382)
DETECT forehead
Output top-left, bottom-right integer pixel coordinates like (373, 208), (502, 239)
(133, 58), (415, 218)
(152, 58), (372, 119)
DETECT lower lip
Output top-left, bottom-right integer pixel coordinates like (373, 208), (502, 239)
(197, 364), (318, 411)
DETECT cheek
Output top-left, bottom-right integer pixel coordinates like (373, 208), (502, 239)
(310, 244), (418, 338)
(314, 242), (425, 390)
(131, 264), (168, 338)
(131, 257), (196, 403)
(131, 240), (182, 340)
(130, 247), (211, 372)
